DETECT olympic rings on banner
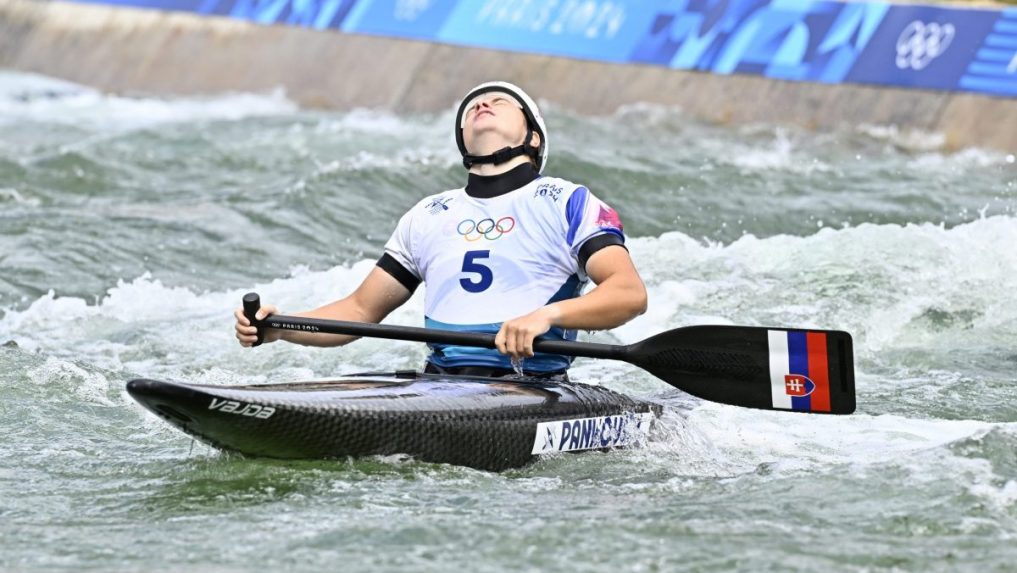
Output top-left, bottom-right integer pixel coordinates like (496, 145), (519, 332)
(895, 21), (955, 71)
(457, 216), (516, 241)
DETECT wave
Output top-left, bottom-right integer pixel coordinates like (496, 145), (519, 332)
(2, 215), (1013, 407)
(0, 71), (299, 129)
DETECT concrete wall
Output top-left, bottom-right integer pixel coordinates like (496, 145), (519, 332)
(2, 0), (1015, 151)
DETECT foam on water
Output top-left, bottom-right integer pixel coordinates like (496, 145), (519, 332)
(0, 72), (298, 129)
(689, 404), (994, 469)
(0, 258), (430, 382)
(856, 123), (947, 152)
(287, 146), (459, 187)
(720, 128), (835, 175)
(312, 107), (453, 138)
(0, 186), (40, 206)
(624, 216), (1017, 342)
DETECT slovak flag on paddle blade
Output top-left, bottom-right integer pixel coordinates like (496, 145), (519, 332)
(768, 330), (831, 412)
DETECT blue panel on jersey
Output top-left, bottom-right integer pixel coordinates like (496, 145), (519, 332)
(565, 187), (590, 246)
(546, 274), (583, 305)
(424, 317), (573, 372)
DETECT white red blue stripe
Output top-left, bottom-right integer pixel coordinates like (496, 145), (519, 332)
(768, 330), (831, 412)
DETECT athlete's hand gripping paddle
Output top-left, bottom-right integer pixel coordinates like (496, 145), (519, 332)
(243, 292), (266, 347)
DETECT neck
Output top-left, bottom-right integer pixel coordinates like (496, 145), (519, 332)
(466, 129), (533, 176)
(465, 162), (539, 199)
(468, 155), (533, 176)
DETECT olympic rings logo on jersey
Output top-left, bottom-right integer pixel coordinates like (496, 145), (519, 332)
(457, 217), (516, 241)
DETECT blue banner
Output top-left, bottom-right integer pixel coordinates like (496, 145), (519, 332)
(67, 0), (1017, 98)
(435, 1), (663, 63)
(340, 0), (457, 39)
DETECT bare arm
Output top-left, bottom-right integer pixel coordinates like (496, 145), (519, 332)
(495, 245), (647, 359)
(235, 267), (414, 347)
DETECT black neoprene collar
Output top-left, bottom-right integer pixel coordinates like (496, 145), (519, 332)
(464, 163), (539, 199)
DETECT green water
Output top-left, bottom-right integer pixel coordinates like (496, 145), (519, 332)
(1, 71), (1015, 572)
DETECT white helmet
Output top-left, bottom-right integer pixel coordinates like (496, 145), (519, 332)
(455, 81), (549, 173)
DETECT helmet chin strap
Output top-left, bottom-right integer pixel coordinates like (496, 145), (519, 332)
(462, 128), (537, 170)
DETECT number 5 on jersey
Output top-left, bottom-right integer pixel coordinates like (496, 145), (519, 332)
(460, 250), (493, 293)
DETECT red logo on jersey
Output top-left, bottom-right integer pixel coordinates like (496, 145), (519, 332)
(596, 205), (623, 231)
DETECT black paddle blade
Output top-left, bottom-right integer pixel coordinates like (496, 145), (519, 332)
(625, 325), (855, 414)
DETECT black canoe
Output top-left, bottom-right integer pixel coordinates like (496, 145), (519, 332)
(126, 371), (660, 471)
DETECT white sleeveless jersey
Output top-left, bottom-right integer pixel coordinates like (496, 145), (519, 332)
(384, 176), (625, 371)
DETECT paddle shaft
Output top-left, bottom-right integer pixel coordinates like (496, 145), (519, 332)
(243, 290), (624, 358)
(257, 313), (628, 360)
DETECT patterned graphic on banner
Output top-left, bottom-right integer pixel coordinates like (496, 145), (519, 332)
(959, 9), (1017, 96)
(629, 0), (889, 83)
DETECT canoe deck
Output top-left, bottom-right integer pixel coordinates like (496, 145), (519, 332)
(127, 371), (660, 471)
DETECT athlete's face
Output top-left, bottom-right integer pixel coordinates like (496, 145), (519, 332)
(461, 93), (536, 154)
